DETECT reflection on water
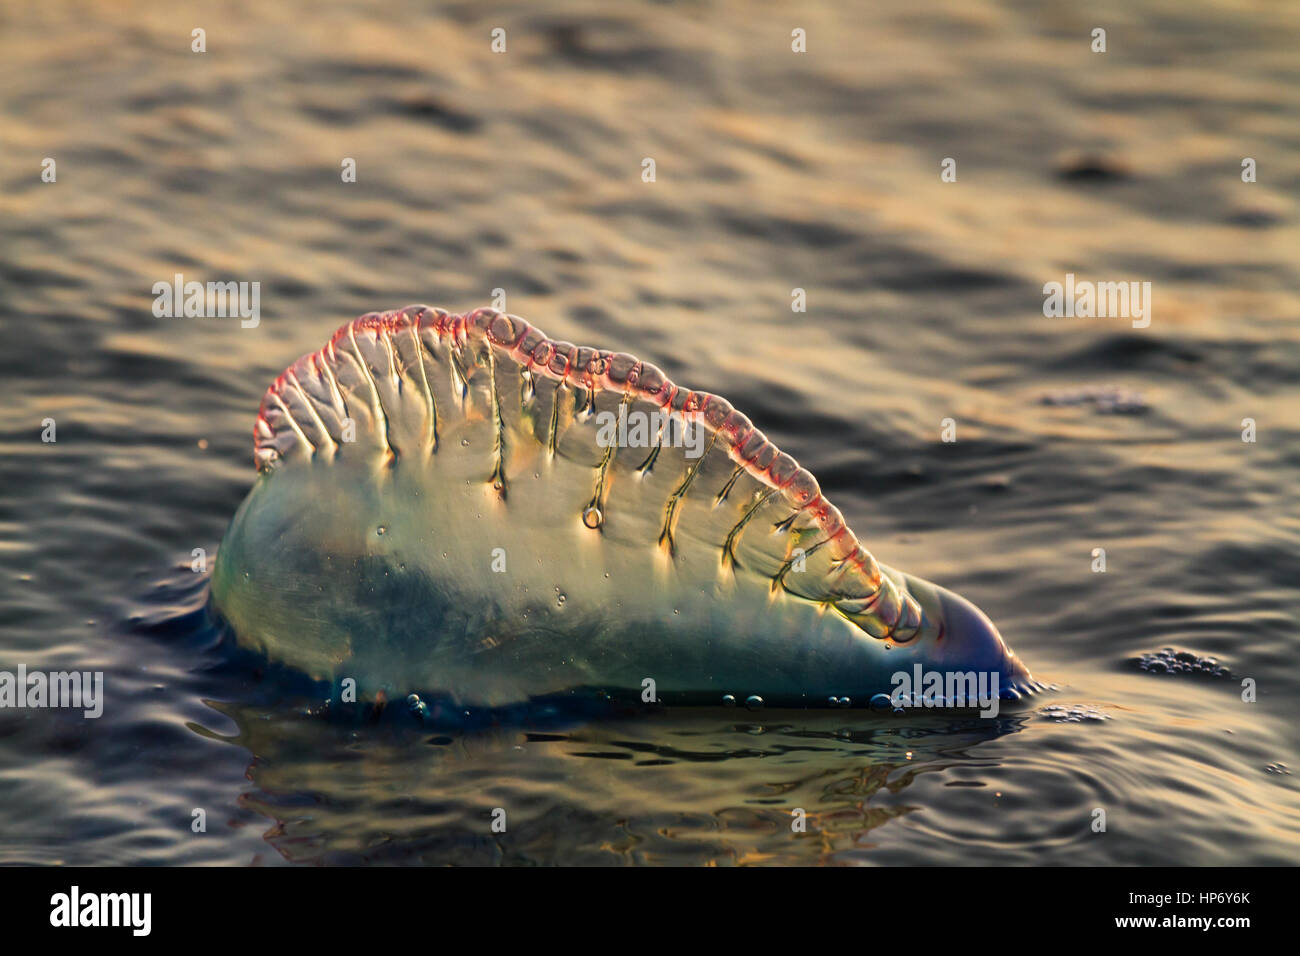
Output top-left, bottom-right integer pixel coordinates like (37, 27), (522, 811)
(206, 695), (1028, 866)
(1, 0), (1298, 865)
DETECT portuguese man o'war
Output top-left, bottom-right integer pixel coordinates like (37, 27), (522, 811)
(210, 306), (1034, 709)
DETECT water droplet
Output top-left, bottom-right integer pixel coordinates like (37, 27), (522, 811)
(722, 694), (736, 707)
(461, 438), (470, 446)
(869, 694), (891, 712)
(557, 592), (567, 607)
(745, 695), (763, 711)
(582, 505), (603, 529)
(603, 572), (610, 579)
(376, 525), (387, 536)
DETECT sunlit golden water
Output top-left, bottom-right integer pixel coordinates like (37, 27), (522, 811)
(1, 0), (1297, 864)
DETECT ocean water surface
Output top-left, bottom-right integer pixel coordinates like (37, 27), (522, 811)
(1, 0), (1297, 865)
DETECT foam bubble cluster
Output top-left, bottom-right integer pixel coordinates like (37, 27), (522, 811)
(1132, 647), (1229, 678)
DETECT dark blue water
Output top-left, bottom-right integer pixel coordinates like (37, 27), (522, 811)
(1, 0), (1297, 865)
